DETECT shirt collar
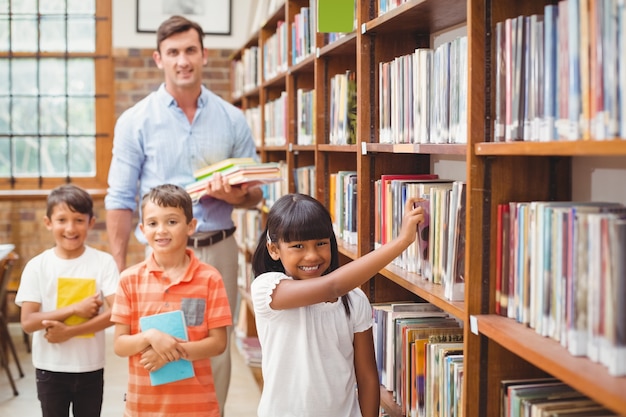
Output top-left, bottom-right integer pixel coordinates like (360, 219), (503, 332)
(156, 83), (208, 109)
(146, 248), (199, 285)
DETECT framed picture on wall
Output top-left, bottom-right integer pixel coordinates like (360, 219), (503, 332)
(136, 0), (232, 35)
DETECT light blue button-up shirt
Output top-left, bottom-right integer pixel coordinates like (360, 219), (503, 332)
(105, 84), (258, 243)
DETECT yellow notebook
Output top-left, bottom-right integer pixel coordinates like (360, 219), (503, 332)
(57, 277), (97, 338)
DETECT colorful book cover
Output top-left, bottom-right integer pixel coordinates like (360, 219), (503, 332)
(56, 277), (97, 338)
(139, 310), (195, 386)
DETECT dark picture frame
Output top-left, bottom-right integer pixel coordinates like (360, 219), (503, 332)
(136, 0), (232, 35)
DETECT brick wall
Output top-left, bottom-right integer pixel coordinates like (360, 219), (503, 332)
(0, 48), (234, 316)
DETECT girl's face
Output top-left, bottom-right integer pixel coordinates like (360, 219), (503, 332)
(268, 237), (332, 280)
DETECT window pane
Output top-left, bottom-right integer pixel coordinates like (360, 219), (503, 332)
(11, 59), (38, 96)
(11, 17), (37, 52)
(0, 16), (8, 52)
(68, 18), (95, 52)
(68, 97), (94, 135)
(0, 138), (9, 176)
(69, 136), (95, 176)
(68, 0), (95, 14)
(40, 16), (67, 52)
(10, 0), (37, 14)
(39, 0), (66, 14)
(11, 97), (38, 134)
(12, 135), (38, 177)
(40, 97), (67, 134)
(0, 98), (9, 134)
(0, 59), (8, 95)
(68, 59), (94, 95)
(40, 59), (67, 96)
(40, 136), (67, 176)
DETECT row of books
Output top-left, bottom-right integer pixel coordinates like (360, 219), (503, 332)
(244, 106), (262, 148)
(501, 377), (619, 416)
(329, 170), (357, 245)
(329, 70), (357, 145)
(372, 302), (464, 417)
(263, 91), (287, 146)
(495, 200), (626, 376)
(262, 20), (288, 81)
(185, 158), (283, 203)
(293, 164), (315, 197)
(231, 46), (261, 98)
(493, 1), (626, 142)
(291, 1), (317, 65)
(373, 174), (466, 301)
(296, 87), (315, 145)
(379, 36), (468, 145)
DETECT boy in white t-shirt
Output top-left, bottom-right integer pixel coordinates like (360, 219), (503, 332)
(15, 184), (119, 417)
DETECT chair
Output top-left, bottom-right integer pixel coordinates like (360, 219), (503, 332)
(0, 250), (24, 396)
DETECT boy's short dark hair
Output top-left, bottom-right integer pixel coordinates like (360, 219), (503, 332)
(47, 184), (94, 219)
(156, 15), (204, 52)
(141, 184), (194, 224)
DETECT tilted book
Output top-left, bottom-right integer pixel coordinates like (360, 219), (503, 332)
(57, 277), (97, 338)
(139, 310), (195, 386)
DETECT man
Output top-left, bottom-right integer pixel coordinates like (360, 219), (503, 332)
(105, 15), (262, 415)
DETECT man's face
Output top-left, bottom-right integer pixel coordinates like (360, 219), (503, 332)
(153, 29), (207, 91)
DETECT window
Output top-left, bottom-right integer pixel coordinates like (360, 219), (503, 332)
(0, 0), (113, 191)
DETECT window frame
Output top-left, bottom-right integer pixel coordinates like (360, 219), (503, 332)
(0, 0), (113, 196)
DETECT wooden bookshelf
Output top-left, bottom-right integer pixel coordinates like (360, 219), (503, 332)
(231, 1), (626, 416)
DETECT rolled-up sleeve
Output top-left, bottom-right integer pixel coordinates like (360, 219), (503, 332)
(105, 110), (143, 212)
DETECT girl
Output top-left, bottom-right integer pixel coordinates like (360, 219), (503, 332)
(251, 193), (424, 417)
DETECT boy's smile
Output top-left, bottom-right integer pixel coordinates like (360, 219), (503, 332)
(44, 203), (94, 259)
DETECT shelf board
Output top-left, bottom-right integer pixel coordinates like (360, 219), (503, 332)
(364, 0), (467, 35)
(475, 140), (626, 156)
(317, 144), (358, 153)
(382, 263), (465, 320)
(476, 314), (626, 416)
(290, 144), (315, 152)
(289, 53), (315, 74)
(367, 142), (466, 155)
(261, 145), (287, 152)
(337, 239), (358, 259)
(260, 3), (286, 31)
(263, 72), (287, 89)
(317, 32), (357, 57)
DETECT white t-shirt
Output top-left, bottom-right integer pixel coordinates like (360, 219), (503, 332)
(15, 246), (119, 373)
(251, 271), (373, 417)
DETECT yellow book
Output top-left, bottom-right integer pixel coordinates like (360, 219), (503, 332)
(57, 277), (97, 338)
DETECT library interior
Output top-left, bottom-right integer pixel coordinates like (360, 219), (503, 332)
(1, 1), (626, 416)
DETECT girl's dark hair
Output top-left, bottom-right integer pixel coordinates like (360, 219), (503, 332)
(156, 15), (204, 52)
(251, 193), (351, 315)
(140, 184), (194, 224)
(46, 184), (94, 219)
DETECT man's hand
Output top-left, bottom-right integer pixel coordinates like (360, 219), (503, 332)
(203, 172), (249, 205)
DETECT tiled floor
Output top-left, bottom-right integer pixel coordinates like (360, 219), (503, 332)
(0, 323), (261, 416)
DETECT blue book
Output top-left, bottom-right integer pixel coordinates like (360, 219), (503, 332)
(139, 310), (195, 386)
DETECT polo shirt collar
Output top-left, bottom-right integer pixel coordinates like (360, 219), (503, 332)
(146, 248), (199, 285)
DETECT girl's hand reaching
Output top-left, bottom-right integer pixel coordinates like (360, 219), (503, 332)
(397, 197), (425, 246)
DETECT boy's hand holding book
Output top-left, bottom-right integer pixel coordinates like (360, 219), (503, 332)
(140, 329), (188, 371)
(72, 293), (103, 319)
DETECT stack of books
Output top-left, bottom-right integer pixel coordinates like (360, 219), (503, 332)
(186, 158), (282, 202)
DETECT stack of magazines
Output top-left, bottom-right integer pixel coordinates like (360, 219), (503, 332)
(186, 157), (282, 202)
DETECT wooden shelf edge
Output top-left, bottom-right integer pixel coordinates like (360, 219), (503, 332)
(476, 314), (626, 415)
(382, 263), (465, 320)
(367, 142), (467, 155)
(475, 140), (626, 156)
(380, 386), (402, 416)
